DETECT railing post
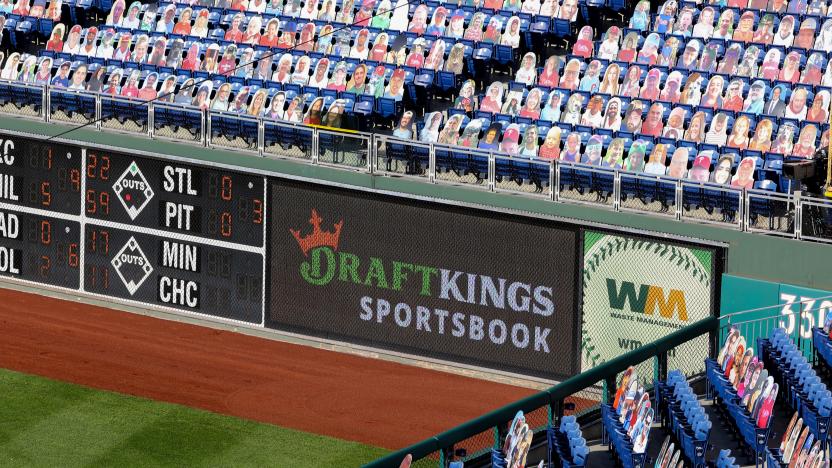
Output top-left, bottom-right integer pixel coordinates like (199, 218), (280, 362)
(795, 190), (803, 240)
(95, 93), (102, 131)
(257, 118), (265, 156)
(366, 135), (374, 174)
(43, 84), (50, 122)
(488, 153), (495, 192)
(742, 189), (750, 232)
(604, 376), (616, 404)
(200, 109), (207, 146)
(613, 170), (621, 211)
(549, 160), (555, 201)
(553, 160), (561, 202)
(675, 179), (682, 221)
(312, 128), (320, 164)
(656, 351), (668, 384)
(429, 142), (437, 182)
(147, 101), (154, 138)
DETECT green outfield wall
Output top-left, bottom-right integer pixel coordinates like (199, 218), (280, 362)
(6, 115), (831, 290)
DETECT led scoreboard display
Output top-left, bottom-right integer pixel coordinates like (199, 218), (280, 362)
(83, 150), (265, 247)
(0, 132), (267, 324)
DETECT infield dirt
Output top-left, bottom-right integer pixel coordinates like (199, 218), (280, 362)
(0, 288), (538, 450)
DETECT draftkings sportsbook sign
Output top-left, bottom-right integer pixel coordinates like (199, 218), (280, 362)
(269, 180), (580, 379)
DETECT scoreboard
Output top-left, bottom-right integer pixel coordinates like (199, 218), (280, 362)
(0, 132), (266, 324)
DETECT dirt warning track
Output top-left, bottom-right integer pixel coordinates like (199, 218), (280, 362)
(0, 287), (537, 450)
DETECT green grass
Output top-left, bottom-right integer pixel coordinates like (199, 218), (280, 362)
(0, 368), (388, 467)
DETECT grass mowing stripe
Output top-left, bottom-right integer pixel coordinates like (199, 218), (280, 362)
(0, 368), (388, 466)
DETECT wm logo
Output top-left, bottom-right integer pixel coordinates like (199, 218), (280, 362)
(606, 279), (688, 321)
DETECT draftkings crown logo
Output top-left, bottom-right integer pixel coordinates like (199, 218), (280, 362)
(290, 209), (343, 256)
(112, 161), (154, 220)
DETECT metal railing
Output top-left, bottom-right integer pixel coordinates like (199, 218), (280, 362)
(1, 79), (828, 242)
(363, 316), (719, 468)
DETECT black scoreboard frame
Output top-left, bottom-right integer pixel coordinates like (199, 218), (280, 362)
(0, 129), (268, 326)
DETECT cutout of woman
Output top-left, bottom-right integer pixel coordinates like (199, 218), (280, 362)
(173, 7), (193, 35)
(792, 125), (818, 158)
(105, 0), (125, 25)
(191, 82), (213, 110)
(445, 9), (465, 38)
(807, 90), (829, 123)
(301, 97), (324, 125)
(540, 91), (562, 122)
(537, 55), (564, 88)
(315, 25), (334, 54)
(277, 23), (297, 49)
(625, 140), (648, 172)
(560, 132), (582, 163)
(201, 43), (220, 74)
(617, 32), (639, 63)
(291, 56), (311, 85)
(598, 26), (621, 60)
(464, 13), (485, 42)
(520, 89), (543, 120)
(684, 111), (706, 143)
(538, 127), (562, 160)
(629, 0), (650, 30)
(654, 0), (677, 33)
(247, 89), (268, 117)
(779, 51), (801, 83)
(723, 80), (745, 112)
(192, 9), (210, 38)
(620, 65), (643, 98)
(86, 66), (106, 93)
(478, 122), (503, 151)
(602, 97), (622, 132)
(603, 138), (625, 169)
(0, 52), (19, 80)
(801, 53), (824, 85)
(730, 157), (756, 189)
(480, 82), (504, 114)
(704, 112), (729, 145)
(692, 6), (715, 38)
(241, 15), (261, 44)
(210, 83), (231, 112)
(713, 10), (735, 40)
(700, 75), (724, 109)
(281, 96), (303, 123)
(121, 70), (142, 99)
(500, 124), (521, 156)
(515, 52), (537, 85)
(423, 39), (446, 71)
(727, 115), (751, 149)
(501, 90), (522, 116)
(644, 144), (668, 175)
(599, 63), (620, 95)
(662, 108), (686, 139)
(420, 112), (443, 143)
(771, 122), (796, 154)
(785, 87), (808, 120)
(225, 13), (245, 42)
(454, 79), (477, 112)
(572, 26), (594, 58)
(46, 24), (65, 53)
(749, 118), (773, 152)
(823, 61), (832, 87)
(173, 78), (194, 105)
(674, 7), (694, 36)
(520, 126), (540, 158)
(147, 37), (167, 67)
(33, 57), (52, 86)
(444, 43), (465, 74)
(711, 155), (734, 185)
(688, 153), (712, 182)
